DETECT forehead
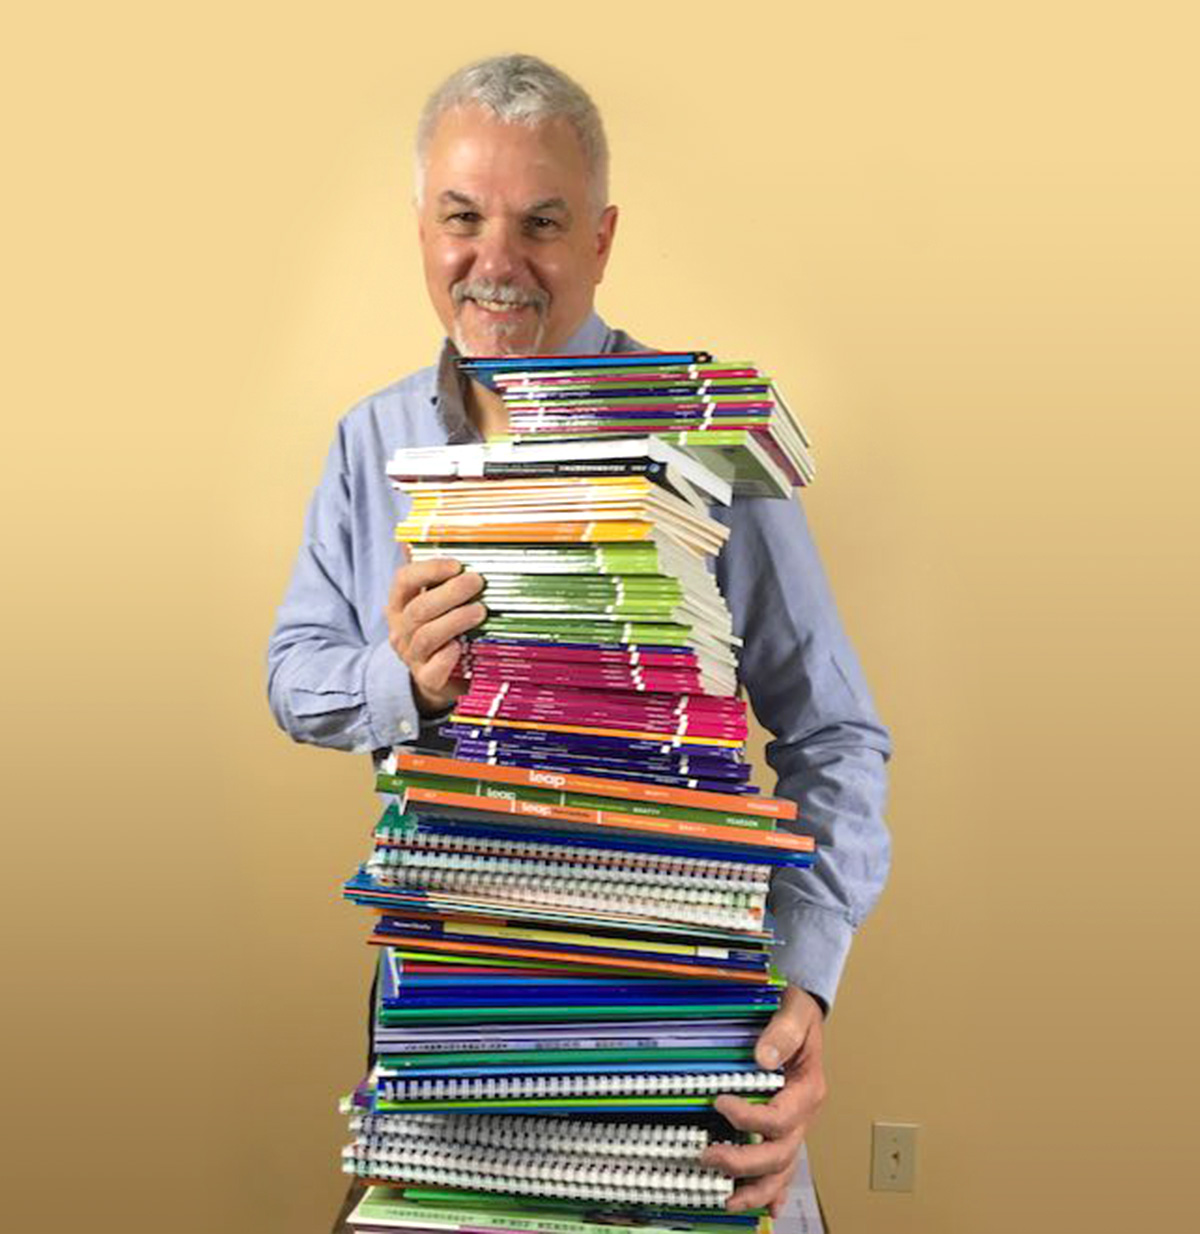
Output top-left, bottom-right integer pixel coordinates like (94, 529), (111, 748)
(423, 105), (590, 207)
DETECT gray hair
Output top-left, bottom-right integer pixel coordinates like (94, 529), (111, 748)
(414, 54), (609, 215)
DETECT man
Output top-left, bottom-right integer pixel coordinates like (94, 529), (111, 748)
(268, 54), (891, 1219)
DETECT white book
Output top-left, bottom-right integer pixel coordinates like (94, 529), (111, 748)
(388, 436), (732, 506)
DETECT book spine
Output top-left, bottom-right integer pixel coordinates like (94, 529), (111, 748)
(380, 771), (775, 832)
(445, 714), (744, 749)
(397, 785), (815, 854)
(391, 750), (797, 820)
(342, 1142), (734, 1208)
(483, 460), (662, 480)
(347, 1195), (727, 1234)
(347, 1109), (714, 1156)
(368, 934), (770, 983)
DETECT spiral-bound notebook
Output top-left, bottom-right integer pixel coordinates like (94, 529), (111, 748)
(342, 1107), (750, 1210)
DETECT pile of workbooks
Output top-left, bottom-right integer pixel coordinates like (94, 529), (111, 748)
(461, 349), (814, 496)
(337, 352), (813, 1234)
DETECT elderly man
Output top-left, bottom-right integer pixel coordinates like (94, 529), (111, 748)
(268, 53), (891, 1221)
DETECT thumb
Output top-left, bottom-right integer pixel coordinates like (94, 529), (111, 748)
(755, 986), (815, 1071)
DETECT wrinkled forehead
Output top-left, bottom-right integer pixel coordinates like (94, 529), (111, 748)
(422, 106), (591, 211)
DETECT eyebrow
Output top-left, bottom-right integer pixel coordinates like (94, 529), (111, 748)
(438, 190), (480, 209)
(527, 197), (569, 216)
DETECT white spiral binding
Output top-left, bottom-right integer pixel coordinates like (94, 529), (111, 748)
(346, 1111), (713, 1159)
(363, 862), (764, 931)
(369, 846), (769, 894)
(340, 1139), (735, 1206)
(372, 828), (771, 887)
(379, 1070), (783, 1102)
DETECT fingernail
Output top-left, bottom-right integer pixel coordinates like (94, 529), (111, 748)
(760, 1045), (781, 1069)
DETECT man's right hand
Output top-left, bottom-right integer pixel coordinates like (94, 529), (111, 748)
(385, 556), (486, 716)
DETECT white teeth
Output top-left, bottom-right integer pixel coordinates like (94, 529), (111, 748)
(471, 298), (527, 312)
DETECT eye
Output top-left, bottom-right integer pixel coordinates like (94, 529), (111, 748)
(524, 215), (562, 235)
(442, 211), (482, 231)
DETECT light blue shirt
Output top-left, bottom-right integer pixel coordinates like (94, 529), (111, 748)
(267, 312), (892, 1010)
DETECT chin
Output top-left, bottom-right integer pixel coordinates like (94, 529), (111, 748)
(453, 316), (548, 359)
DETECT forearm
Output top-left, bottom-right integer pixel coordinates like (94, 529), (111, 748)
(766, 728), (890, 1009)
(267, 629), (422, 753)
(266, 418), (424, 754)
(714, 493), (892, 1010)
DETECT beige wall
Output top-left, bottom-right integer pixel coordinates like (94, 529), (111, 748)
(4, 3), (1199, 1231)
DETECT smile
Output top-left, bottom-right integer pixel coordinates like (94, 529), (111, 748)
(466, 297), (536, 314)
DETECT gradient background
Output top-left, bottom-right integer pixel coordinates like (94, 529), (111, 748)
(3, 3), (1198, 1232)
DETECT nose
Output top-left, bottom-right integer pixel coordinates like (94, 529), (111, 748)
(472, 218), (525, 282)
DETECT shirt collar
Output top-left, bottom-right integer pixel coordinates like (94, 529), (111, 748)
(433, 310), (617, 444)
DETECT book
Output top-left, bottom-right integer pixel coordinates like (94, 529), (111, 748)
(387, 436), (732, 506)
(480, 355), (814, 493)
(345, 1186), (768, 1233)
(389, 784), (815, 855)
(385, 752), (792, 820)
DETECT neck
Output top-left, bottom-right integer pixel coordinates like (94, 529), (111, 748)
(465, 378), (510, 440)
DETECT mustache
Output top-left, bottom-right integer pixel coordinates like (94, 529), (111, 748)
(452, 279), (550, 313)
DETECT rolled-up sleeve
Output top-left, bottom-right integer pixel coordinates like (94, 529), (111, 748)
(267, 421), (423, 753)
(714, 495), (892, 1011)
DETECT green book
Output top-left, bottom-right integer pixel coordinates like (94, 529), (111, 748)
(351, 1188), (761, 1233)
(412, 543), (674, 574)
(375, 770), (774, 832)
(480, 573), (683, 596)
(483, 599), (702, 620)
(663, 429), (799, 495)
(475, 617), (694, 645)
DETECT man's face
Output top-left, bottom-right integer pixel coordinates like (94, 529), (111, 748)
(417, 104), (618, 357)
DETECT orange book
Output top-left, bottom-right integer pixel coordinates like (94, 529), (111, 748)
(401, 785), (814, 855)
(366, 932), (770, 983)
(395, 521), (655, 543)
(391, 749), (797, 821)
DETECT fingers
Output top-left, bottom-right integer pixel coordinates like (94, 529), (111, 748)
(702, 1132), (799, 1180)
(416, 637), (467, 699)
(713, 1072), (819, 1141)
(406, 571), (484, 631)
(704, 1058), (826, 1192)
(767, 1163), (797, 1219)
(388, 560), (478, 626)
(406, 599), (486, 667)
(725, 1164), (795, 1215)
(755, 985), (822, 1071)
(384, 557), (486, 714)
(386, 557), (464, 616)
(386, 563), (484, 657)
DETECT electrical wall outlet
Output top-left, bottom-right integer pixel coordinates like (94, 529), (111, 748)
(871, 1122), (918, 1192)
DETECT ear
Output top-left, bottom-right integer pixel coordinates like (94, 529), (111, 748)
(593, 204), (619, 284)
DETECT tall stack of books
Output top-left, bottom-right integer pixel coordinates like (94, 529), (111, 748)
(337, 353), (814, 1234)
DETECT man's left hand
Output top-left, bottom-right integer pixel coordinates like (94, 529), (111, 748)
(699, 984), (827, 1217)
